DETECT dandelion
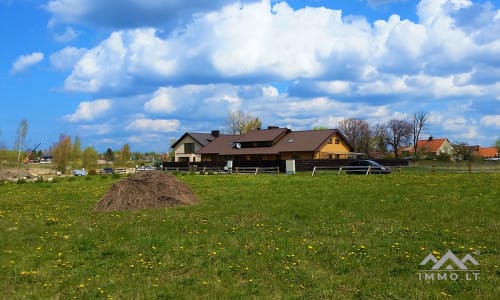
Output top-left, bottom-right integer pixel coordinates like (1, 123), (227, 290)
(307, 245), (313, 249)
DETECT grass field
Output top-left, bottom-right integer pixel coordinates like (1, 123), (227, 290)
(0, 171), (498, 299)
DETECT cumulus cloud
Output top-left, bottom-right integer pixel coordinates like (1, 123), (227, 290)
(64, 99), (112, 122)
(50, 0), (500, 148)
(61, 0), (499, 96)
(11, 52), (44, 74)
(50, 46), (87, 71)
(64, 29), (176, 93)
(126, 119), (180, 132)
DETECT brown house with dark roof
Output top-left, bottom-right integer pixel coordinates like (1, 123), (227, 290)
(197, 127), (355, 161)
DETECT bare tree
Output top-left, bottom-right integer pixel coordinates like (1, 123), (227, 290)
(412, 111), (428, 159)
(14, 119), (28, 168)
(338, 118), (374, 154)
(226, 110), (261, 135)
(381, 119), (413, 158)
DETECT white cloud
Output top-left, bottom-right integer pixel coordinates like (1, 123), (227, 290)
(53, 26), (79, 42)
(481, 115), (500, 127)
(64, 99), (112, 122)
(47, 0), (500, 148)
(11, 52), (44, 74)
(50, 47), (87, 71)
(126, 119), (180, 132)
(65, 29), (176, 93)
(144, 87), (176, 114)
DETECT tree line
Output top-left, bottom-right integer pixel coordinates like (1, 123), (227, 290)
(335, 112), (429, 158)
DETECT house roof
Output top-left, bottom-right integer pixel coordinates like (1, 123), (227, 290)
(197, 128), (354, 156)
(235, 127), (289, 143)
(171, 132), (217, 148)
(416, 138), (449, 153)
(477, 147), (498, 158)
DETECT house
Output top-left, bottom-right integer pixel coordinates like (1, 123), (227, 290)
(475, 147), (499, 159)
(197, 127), (355, 161)
(400, 136), (454, 159)
(171, 131), (221, 162)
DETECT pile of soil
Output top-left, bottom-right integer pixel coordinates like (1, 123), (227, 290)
(0, 169), (38, 181)
(95, 171), (198, 211)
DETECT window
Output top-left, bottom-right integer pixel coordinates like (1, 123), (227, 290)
(327, 138), (332, 144)
(335, 138), (340, 144)
(184, 143), (195, 154)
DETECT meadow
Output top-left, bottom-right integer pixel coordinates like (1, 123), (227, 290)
(0, 171), (498, 299)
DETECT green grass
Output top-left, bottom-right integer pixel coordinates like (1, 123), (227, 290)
(0, 172), (498, 299)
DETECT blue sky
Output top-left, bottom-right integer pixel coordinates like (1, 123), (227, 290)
(1, 0), (499, 153)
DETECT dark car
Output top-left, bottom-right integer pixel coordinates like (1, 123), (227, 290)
(101, 167), (114, 175)
(346, 160), (391, 175)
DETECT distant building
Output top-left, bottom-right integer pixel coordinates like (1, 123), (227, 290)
(475, 147), (499, 159)
(400, 136), (454, 159)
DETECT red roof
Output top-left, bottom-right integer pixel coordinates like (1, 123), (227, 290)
(414, 138), (449, 153)
(477, 147), (499, 158)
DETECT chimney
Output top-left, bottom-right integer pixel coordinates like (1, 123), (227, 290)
(211, 130), (220, 138)
(428, 136), (433, 141)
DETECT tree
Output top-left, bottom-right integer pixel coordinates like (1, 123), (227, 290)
(241, 117), (262, 134)
(117, 144), (131, 166)
(52, 135), (72, 173)
(380, 119), (413, 158)
(412, 111), (428, 159)
(72, 136), (82, 165)
(14, 118), (28, 168)
(338, 118), (374, 154)
(82, 146), (98, 170)
(104, 148), (114, 162)
(226, 110), (261, 135)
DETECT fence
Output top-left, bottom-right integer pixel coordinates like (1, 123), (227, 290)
(409, 162), (500, 173)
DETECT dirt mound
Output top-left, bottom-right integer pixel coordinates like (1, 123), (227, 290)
(95, 171), (198, 211)
(0, 169), (38, 182)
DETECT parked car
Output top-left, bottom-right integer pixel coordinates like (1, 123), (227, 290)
(346, 160), (391, 174)
(137, 165), (156, 171)
(100, 168), (114, 175)
(72, 169), (87, 176)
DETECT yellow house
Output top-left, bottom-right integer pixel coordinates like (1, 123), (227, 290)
(197, 127), (355, 161)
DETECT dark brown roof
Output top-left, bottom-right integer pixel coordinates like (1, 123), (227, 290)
(235, 127), (289, 143)
(197, 128), (354, 156)
(274, 130), (338, 152)
(171, 132), (217, 148)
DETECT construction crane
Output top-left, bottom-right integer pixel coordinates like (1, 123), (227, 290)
(23, 143), (41, 164)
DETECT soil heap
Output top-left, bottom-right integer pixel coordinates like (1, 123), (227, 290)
(95, 171), (198, 211)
